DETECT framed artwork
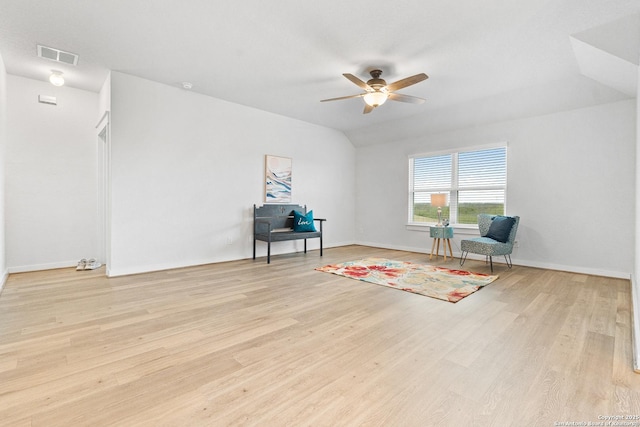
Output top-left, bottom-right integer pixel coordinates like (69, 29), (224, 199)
(265, 155), (292, 203)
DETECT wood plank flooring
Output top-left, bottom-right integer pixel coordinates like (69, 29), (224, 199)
(0, 245), (639, 426)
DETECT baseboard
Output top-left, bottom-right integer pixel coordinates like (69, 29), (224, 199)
(8, 260), (77, 274)
(107, 257), (236, 277)
(631, 274), (640, 373)
(505, 258), (631, 280)
(355, 241), (632, 279)
(107, 242), (356, 277)
(8, 240), (627, 279)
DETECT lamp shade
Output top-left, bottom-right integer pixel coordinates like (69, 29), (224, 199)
(430, 193), (446, 207)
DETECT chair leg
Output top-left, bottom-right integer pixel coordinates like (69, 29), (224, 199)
(489, 256), (493, 273)
(504, 254), (513, 269)
(460, 251), (468, 267)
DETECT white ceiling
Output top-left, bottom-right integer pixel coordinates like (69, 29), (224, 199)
(0, 0), (638, 145)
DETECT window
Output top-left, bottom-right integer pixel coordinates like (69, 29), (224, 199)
(409, 145), (507, 225)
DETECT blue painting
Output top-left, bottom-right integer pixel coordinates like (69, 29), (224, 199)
(265, 155), (292, 202)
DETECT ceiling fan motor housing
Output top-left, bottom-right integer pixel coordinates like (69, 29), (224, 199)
(367, 69), (387, 90)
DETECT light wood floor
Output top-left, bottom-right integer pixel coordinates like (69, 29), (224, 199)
(1, 245), (639, 426)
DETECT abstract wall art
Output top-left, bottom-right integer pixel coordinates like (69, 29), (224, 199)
(265, 155), (292, 203)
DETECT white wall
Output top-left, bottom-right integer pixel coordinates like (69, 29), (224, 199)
(0, 53), (7, 287)
(108, 72), (356, 276)
(2, 71), (633, 282)
(5, 76), (99, 271)
(356, 99), (636, 278)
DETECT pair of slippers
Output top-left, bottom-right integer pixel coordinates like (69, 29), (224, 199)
(77, 258), (102, 271)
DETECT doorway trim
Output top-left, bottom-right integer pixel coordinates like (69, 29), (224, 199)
(96, 111), (111, 276)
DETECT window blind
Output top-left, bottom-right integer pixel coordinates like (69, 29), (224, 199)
(409, 145), (507, 225)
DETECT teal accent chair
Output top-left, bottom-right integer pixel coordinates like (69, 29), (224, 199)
(459, 214), (520, 273)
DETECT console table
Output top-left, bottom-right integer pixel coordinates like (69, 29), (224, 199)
(430, 226), (453, 261)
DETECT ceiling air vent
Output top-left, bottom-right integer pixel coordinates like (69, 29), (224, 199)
(37, 45), (78, 66)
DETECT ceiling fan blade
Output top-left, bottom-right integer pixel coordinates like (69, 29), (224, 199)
(386, 73), (428, 92)
(388, 92), (426, 104)
(343, 73), (372, 91)
(320, 94), (365, 102)
(363, 103), (375, 114)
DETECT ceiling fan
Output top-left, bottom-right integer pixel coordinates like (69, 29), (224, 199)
(321, 69), (428, 114)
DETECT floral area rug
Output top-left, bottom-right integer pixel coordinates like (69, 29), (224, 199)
(315, 257), (498, 303)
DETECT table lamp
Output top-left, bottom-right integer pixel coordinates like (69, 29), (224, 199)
(430, 193), (447, 226)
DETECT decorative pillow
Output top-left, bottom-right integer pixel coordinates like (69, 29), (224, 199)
(293, 210), (317, 232)
(485, 216), (515, 243)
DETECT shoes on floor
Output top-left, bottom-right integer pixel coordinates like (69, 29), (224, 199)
(76, 258), (102, 271)
(85, 258), (102, 270)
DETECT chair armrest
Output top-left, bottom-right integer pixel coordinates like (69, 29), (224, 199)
(313, 218), (326, 222)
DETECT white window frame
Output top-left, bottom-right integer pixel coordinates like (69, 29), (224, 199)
(408, 143), (507, 227)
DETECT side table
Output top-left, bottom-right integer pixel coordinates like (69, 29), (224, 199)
(430, 226), (454, 261)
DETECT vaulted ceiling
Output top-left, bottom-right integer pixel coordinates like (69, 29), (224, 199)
(0, 0), (638, 145)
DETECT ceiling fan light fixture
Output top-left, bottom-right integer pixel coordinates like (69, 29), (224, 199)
(363, 90), (388, 107)
(49, 70), (64, 87)
(321, 69), (428, 113)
